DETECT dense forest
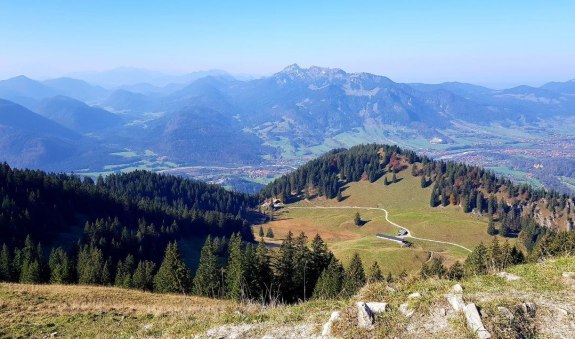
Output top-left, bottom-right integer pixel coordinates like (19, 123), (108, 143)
(260, 144), (575, 257)
(0, 163), (256, 286)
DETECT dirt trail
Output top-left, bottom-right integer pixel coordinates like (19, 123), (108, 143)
(288, 206), (472, 253)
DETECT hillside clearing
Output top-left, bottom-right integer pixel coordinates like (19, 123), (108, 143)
(257, 167), (501, 274)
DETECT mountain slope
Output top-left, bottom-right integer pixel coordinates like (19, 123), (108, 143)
(42, 77), (109, 102)
(36, 95), (122, 133)
(0, 98), (85, 168)
(0, 75), (59, 108)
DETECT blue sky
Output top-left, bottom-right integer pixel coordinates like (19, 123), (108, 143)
(0, 1), (574, 87)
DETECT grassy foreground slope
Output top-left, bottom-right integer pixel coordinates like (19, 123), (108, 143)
(1, 257), (573, 338)
(257, 166), (499, 274)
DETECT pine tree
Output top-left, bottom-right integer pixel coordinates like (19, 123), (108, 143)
(312, 257), (344, 299)
(102, 259), (112, 285)
(192, 237), (219, 297)
(274, 231), (295, 302)
(20, 236), (42, 284)
(155, 241), (191, 295)
(464, 242), (487, 276)
(255, 238), (272, 302)
(309, 234), (332, 294)
(386, 272), (393, 283)
(368, 261), (383, 283)
(0, 244), (12, 282)
(77, 245), (104, 285)
(354, 212), (362, 226)
(420, 176), (427, 188)
(343, 253), (366, 296)
(336, 190), (343, 202)
(226, 233), (244, 301)
(420, 257), (446, 279)
(488, 237), (502, 271)
(392, 173), (398, 183)
(48, 247), (71, 284)
(430, 188), (439, 207)
(384, 176), (390, 186)
(447, 261), (464, 280)
(292, 232), (311, 301)
(241, 244), (258, 300)
(258, 226), (264, 237)
(133, 260), (156, 291)
(266, 227), (274, 238)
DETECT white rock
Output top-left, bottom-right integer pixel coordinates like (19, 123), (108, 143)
(399, 303), (414, 317)
(562, 272), (575, 278)
(356, 302), (375, 330)
(464, 303), (491, 339)
(446, 293), (466, 312)
(385, 285), (396, 293)
(408, 292), (421, 299)
(496, 272), (520, 281)
(366, 302), (387, 313)
(321, 311), (340, 337)
(452, 284), (463, 293)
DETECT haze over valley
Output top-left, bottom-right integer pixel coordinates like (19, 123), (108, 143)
(1, 65), (574, 194)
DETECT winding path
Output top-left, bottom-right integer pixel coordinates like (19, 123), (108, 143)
(288, 205), (472, 253)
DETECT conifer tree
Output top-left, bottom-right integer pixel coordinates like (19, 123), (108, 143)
(384, 176), (390, 186)
(464, 242), (487, 276)
(241, 244), (258, 300)
(386, 272), (393, 283)
(488, 237), (503, 271)
(354, 212), (362, 226)
(258, 226), (264, 237)
(20, 236), (42, 283)
(133, 260), (156, 291)
(447, 261), (464, 280)
(155, 241), (191, 294)
(313, 257), (344, 299)
(225, 233), (244, 301)
(420, 176), (427, 188)
(343, 252), (366, 296)
(266, 227), (274, 238)
(392, 173), (398, 183)
(274, 231), (295, 302)
(368, 261), (383, 283)
(192, 237), (219, 297)
(48, 247), (71, 284)
(255, 238), (272, 302)
(102, 259), (112, 285)
(0, 244), (12, 282)
(77, 245), (104, 285)
(420, 257), (446, 279)
(292, 232), (311, 300)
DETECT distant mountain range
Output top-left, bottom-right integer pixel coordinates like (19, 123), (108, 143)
(0, 64), (574, 192)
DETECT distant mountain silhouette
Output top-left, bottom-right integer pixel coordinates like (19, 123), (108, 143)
(36, 95), (122, 133)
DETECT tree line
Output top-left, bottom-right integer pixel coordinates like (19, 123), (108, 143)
(0, 231), (387, 305)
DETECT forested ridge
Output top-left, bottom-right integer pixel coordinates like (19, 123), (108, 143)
(0, 163), (255, 286)
(261, 144), (575, 257)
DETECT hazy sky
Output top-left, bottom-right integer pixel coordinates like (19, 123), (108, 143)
(1, 1), (574, 88)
